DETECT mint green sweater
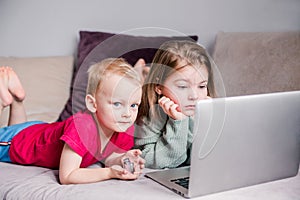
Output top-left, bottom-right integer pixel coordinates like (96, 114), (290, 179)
(134, 109), (194, 169)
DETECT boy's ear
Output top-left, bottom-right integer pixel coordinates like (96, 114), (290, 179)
(155, 85), (162, 95)
(85, 94), (97, 113)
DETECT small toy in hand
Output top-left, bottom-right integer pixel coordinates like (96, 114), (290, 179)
(123, 158), (135, 173)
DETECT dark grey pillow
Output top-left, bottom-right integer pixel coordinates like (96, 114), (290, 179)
(58, 31), (198, 121)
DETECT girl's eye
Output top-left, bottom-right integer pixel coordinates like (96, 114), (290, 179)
(199, 85), (207, 89)
(113, 102), (122, 107)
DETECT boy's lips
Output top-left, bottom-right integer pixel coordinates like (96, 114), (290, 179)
(116, 121), (132, 130)
(118, 121), (132, 124)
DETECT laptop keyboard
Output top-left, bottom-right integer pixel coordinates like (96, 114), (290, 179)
(171, 177), (190, 189)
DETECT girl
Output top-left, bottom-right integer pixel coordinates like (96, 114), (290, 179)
(0, 58), (145, 184)
(135, 40), (216, 169)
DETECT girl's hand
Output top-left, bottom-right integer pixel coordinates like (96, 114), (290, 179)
(158, 96), (187, 120)
(122, 149), (145, 174)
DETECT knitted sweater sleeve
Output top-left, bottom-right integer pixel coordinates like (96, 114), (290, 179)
(134, 117), (193, 169)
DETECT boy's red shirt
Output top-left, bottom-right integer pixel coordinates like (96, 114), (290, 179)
(9, 111), (134, 169)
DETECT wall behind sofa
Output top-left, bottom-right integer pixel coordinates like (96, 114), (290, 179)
(0, 0), (299, 57)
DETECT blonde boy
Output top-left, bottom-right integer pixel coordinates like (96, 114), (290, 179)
(0, 58), (145, 184)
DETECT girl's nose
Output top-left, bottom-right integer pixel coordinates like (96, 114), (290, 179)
(188, 88), (199, 100)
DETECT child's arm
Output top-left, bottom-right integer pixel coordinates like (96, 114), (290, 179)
(59, 144), (140, 184)
(135, 116), (192, 169)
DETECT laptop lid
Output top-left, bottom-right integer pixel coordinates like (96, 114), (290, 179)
(145, 91), (300, 198)
(188, 91), (300, 197)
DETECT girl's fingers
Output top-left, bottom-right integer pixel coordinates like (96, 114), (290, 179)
(158, 96), (186, 120)
(164, 100), (175, 110)
(158, 96), (167, 105)
(159, 97), (174, 113)
(169, 104), (179, 116)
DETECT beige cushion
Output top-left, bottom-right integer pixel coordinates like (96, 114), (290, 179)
(0, 56), (74, 126)
(212, 32), (300, 97)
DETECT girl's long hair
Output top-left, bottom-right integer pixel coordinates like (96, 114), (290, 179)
(137, 40), (216, 122)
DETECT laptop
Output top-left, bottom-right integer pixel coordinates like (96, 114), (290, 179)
(145, 91), (300, 198)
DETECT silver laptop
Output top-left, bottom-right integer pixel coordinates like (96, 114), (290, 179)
(145, 91), (300, 198)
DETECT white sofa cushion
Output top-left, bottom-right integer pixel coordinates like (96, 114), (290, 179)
(0, 56), (74, 126)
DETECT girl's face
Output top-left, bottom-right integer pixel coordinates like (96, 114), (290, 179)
(158, 64), (209, 117)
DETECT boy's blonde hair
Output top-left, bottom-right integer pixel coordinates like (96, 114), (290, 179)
(138, 40), (216, 120)
(87, 58), (141, 96)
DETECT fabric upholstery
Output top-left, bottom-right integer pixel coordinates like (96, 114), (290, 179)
(212, 32), (300, 97)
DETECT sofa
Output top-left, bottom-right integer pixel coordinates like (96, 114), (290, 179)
(0, 31), (299, 200)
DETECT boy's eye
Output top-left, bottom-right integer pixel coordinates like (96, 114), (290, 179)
(113, 102), (122, 107)
(177, 85), (188, 89)
(130, 103), (139, 108)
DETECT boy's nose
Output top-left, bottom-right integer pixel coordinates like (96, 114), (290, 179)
(121, 108), (131, 118)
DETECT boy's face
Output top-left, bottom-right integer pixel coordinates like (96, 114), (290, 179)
(93, 73), (142, 135)
(159, 65), (209, 117)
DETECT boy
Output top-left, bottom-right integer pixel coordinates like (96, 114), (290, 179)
(0, 58), (145, 184)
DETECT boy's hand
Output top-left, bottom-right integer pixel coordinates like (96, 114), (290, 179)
(158, 96), (187, 120)
(109, 165), (141, 180)
(122, 149), (145, 174)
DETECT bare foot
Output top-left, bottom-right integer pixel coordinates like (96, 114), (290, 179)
(133, 58), (149, 83)
(0, 67), (13, 107)
(7, 67), (25, 102)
